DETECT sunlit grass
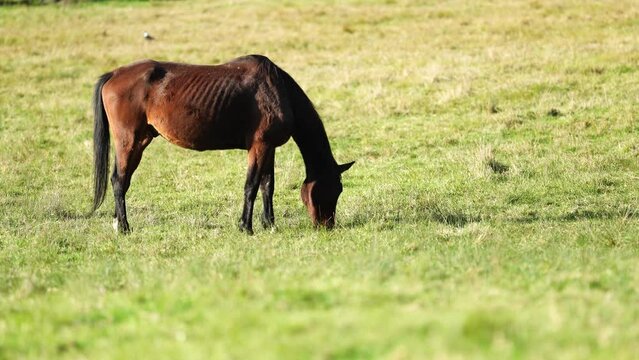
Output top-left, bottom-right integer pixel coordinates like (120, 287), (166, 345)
(1, 0), (639, 358)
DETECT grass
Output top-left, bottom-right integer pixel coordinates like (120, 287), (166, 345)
(1, 0), (639, 358)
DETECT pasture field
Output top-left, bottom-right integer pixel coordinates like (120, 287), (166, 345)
(1, 0), (639, 358)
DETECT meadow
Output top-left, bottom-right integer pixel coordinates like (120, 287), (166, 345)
(1, 0), (638, 358)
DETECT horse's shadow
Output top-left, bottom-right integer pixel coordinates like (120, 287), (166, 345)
(49, 207), (93, 220)
(341, 200), (482, 230)
(510, 207), (639, 223)
(340, 200), (638, 230)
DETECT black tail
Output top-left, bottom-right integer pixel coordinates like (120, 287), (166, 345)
(92, 72), (113, 212)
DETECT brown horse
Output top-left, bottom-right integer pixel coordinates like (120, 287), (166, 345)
(91, 55), (354, 234)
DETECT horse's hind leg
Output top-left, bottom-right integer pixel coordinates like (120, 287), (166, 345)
(111, 128), (154, 233)
(260, 149), (275, 229)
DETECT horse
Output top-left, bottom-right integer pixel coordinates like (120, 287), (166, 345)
(91, 54), (354, 234)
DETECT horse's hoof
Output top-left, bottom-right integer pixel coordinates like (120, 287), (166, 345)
(114, 218), (131, 234)
(261, 214), (275, 230)
(239, 222), (254, 235)
(261, 222), (276, 233)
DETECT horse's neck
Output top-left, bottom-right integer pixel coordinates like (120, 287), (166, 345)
(292, 115), (337, 180)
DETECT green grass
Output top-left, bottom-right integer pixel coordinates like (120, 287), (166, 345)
(1, 0), (639, 358)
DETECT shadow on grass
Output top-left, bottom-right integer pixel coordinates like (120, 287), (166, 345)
(342, 196), (482, 230)
(429, 206), (481, 227)
(341, 188), (639, 230)
(47, 206), (94, 220)
(54, 196), (636, 233)
(510, 207), (639, 223)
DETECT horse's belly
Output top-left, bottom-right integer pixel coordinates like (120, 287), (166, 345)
(147, 106), (250, 151)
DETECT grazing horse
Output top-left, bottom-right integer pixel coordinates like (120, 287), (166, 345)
(91, 55), (354, 234)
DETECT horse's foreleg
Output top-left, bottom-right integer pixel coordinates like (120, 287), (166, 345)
(260, 149), (275, 229)
(239, 145), (272, 235)
(111, 130), (153, 234)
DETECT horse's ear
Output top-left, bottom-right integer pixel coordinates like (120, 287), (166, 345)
(338, 161), (355, 174)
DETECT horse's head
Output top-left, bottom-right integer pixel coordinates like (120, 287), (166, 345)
(301, 161), (355, 228)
